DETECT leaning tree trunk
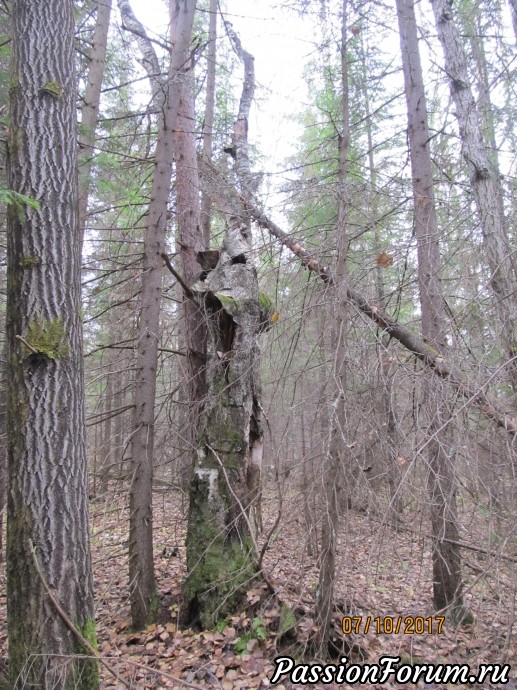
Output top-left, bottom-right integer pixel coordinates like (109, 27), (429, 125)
(6, 1), (98, 687)
(185, 29), (264, 629)
(397, 0), (464, 616)
(431, 0), (517, 402)
(209, 155), (517, 438)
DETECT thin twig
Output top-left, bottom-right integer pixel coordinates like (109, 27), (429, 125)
(15, 334), (38, 354)
(207, 444), (275, 593)
(162, 251), (195, 299)
(28, 539), (130, 688)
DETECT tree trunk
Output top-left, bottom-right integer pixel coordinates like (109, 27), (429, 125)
(6, 1), (98, 687)
(0, 341), (6, 561)
(101, 363), (113, 494)
(185, 29), (264, 628)
(78, 0), (112, 247)
(396, 0), (464, 616)
(200, 0), (217, 247)
(361, 32), (402, 520)
(172, 6), (207, 449)
(431, 0), (517, 401)
(125, 0), (197, 629)
(315, 0), (349, 656)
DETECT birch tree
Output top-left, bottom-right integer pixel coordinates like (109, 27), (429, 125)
(185, 27), (265, 628)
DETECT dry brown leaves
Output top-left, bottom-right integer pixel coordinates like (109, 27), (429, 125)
(0, 486), (515, 689)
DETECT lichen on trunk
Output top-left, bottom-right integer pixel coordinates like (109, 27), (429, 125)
(185, 219), (263, 628)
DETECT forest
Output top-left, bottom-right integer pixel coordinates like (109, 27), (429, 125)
(0, 0), (517, 687)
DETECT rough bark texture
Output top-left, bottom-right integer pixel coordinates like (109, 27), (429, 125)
(6, 1), (98, 687)
(0, 342), (6, 561)
(185, 220), (262, 628)
(78, 0), (112, 246)
(185, 30), (263, 628)
(397, 0), (463, 614)
(431, 0), (517, 400)
(124, 0), (197, 629)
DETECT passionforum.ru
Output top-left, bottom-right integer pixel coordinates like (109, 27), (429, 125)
(269, 655), (511, 686)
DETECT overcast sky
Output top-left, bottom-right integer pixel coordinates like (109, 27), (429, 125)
(128, 0), (314, 183)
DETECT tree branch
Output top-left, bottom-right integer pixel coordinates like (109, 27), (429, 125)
(162, 251), (194, 299)
(29, 539), (130, 688)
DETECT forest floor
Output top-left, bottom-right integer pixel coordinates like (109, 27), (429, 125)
(0, 485), (516, 689)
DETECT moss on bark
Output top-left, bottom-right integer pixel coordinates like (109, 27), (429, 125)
(22, 317), (69, 360)
(185, 468), (256, 628)
(72, 619), (99, 690)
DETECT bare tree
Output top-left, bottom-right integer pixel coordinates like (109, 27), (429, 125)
(200, 0), (217, 247)
(185, 27), (265, 628)
(120, 0), (197, 629)
(315, 0), (350, 655)
(396, 0), (464, 616)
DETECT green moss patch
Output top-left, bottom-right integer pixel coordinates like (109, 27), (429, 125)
(23, 317), (69, 360)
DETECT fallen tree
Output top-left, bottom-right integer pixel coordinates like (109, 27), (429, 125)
(201, 159), (517, 437)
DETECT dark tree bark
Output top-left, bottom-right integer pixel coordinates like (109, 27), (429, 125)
(0, 342), (6, 561)
(6, 1), (98, 687)
(119, 0), (198, 629)
(396, 0), (464, 616)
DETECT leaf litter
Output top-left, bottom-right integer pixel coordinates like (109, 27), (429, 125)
(0, 484), (515, 689)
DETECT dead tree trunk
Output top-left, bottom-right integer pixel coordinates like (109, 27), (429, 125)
(200, 165), (517, 438)
(185, 29), (264, 629)
(397, 0), (464, 616)
(200, 0), (217, 247)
